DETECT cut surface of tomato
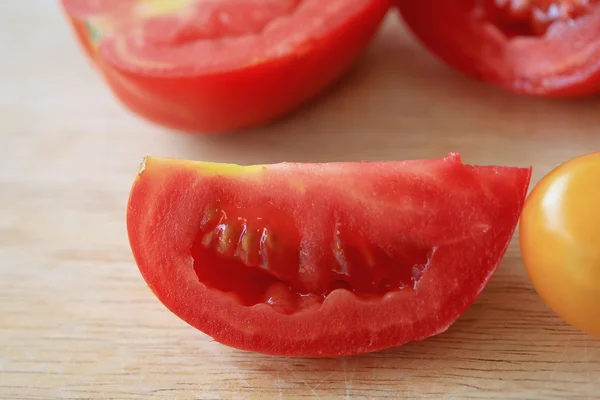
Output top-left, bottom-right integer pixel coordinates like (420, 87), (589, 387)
(397, 0), (600, 97)
(60, 0), (391, 133)
(126, 153), (532, 357)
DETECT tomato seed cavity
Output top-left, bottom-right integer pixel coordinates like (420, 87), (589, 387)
(485, 0), (597, 36)
(192, 203), (434, 314)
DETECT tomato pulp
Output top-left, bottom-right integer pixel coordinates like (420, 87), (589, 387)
(60, 0), (391, 133)
(520, 152), (600, 338)
(397, 0), (600, 97)
(127, 154), (532, 356)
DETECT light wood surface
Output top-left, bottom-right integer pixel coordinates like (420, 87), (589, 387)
(2, 1), (600, 399)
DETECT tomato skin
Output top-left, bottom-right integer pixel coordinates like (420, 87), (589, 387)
(60, 0), (391, 134)
(127, 154), (531, 357)
(520, 153), (600, 338)
(396, 1), (600, 97)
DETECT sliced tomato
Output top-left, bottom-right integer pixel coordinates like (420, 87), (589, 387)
(397, 0), (600, 97)
(126, 153), (532, 357)
(60, 0), (391, 133)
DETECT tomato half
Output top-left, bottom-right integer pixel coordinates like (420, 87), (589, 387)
(126, 153), (531, 356)
(396, 1), (600, 97)
(520, 152), (600, 338)
(60, 0), (391, 133)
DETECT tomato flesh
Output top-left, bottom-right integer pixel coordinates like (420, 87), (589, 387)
(397, 0), (600, 97)
(60, 0), (391, 133)
(520, 152), (600, 338)
(127, 154), (531, 356)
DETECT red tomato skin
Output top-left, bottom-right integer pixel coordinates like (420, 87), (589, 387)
(127, 155), (532, 357)
(396, 0), (600, 98)
(61, 1), (391, 134)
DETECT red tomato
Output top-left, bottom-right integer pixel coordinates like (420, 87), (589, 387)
(126, 153), (532, 356)
(396, 0), (600, 97)
(60, 0), (391, 133)
(520, 152), (600, 338)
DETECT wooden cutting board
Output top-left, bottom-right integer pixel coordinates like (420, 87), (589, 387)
(2, 1), (599, 399)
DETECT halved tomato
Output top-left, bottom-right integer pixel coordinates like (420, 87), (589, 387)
(126, 153), (532, 357)
(397, 1), (600, 97)
(60, 0), (391, 133)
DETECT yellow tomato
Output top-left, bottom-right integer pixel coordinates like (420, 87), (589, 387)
(520, 152), (600, 338)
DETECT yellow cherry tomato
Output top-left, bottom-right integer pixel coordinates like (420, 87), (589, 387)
(520, 152), (600, 338)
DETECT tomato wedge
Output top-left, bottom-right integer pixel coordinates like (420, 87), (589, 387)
(126, 154), (532, 357)
(60, 0), (391, 133)
(397, 0), (600, 97)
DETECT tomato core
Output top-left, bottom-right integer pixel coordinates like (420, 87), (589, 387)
(478, 0), (598, 36)
(140, 0), (302, 46)
(191, 202), (433, 315)
(83, 0), (363, 73)
(83, 0), (303, 48)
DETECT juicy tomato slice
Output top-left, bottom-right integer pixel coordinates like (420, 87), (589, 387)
(126, 153), (532, 357)
(60, 0), (391, 133)
(397, 0), (600, 97)
(520, 152), (600, 338)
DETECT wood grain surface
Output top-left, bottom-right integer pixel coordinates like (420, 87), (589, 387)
(2, 1), (600, 399)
